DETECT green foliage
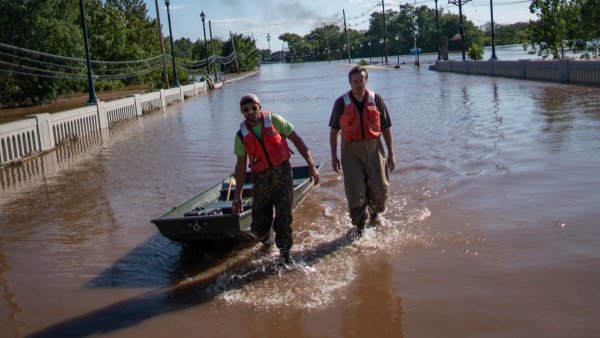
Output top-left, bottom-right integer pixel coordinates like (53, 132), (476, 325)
(94, 80), (124, 92)
(523, 0), (600, 59)
(0, 0), (163, 106)
(483, 22), (529, 46)
(222, 33), (259, 73)
(467, 43), (484, 60)
(572, 0), (600, 58)
(358, 59), (369, 66)
(280, 32), (313, 62)
(524, 0), (576, 59)
(0, 0), (82, 106)
(274, 3), (488, 63)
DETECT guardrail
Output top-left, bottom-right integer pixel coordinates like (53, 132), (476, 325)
(1, 82), (207, 166)
(434, 59), (600, 87)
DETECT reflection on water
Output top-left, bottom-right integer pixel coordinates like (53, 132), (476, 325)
(1, 62), (600, 337)
(341, 258), (405, 338)
(0, 247), (26, 338)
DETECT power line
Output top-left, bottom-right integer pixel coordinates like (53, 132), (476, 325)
(0, 42), (167, 81)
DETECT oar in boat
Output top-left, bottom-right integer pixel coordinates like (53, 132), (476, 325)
(225, 174), (234, 201)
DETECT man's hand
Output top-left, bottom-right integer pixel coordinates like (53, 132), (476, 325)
(309, 164), (320, 185)
(387, 154), (396, 172)
(331, 155), (341, 173)
(232, 197), (244, 214)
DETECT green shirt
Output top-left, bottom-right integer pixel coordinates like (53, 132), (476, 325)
(234, 113), (294, 156)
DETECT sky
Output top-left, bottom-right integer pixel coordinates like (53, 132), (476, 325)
(146, 0), (535, 50)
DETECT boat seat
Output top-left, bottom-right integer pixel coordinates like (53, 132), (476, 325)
(184, 200), (251, 217)
(219, 182), (253, 200)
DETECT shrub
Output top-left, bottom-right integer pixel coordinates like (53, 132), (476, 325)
(468, 43), (484, 60)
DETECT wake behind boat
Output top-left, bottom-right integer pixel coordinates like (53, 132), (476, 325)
(151, 164), (320, 244)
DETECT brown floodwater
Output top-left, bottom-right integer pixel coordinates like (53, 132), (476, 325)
(1, 59), (600, 338)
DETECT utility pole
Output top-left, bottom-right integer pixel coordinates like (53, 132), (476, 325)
(343, 10), (351, 63)
(381, 1), (388, 64)
(230, 31), (240, 74)
(324, 23), (331, 62)
(209, 20), (218, 80)
(448, 0), (471, 60)
(414, 31), (420, 66)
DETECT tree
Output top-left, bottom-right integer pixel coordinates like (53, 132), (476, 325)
(482, 22), (529, 46)
(0, 0), (83, 106)
(525, 0), (578, 58)
(279, 32), (306, 62)
(572, 0), (600, 57)
(0, 0), (165, 106)
(89, 0), (163, 86)
(222, 33), (259, 72)
(467, 43), (484, 60)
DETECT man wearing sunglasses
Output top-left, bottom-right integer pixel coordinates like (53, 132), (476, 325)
(232, 93), (320, 265)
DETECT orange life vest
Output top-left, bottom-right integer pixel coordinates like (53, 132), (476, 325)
(239, 112), (291, 172)
(340, 90), (381, 141)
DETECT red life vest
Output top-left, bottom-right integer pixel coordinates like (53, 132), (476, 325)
(239, 112), (291, 172)
(340, 90), (382, 141)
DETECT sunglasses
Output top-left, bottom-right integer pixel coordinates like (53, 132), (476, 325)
(242, 105), (259, 113)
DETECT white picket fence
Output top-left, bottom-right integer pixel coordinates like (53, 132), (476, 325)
(0, 82), (207, 166)
(434, 59), (600, 87)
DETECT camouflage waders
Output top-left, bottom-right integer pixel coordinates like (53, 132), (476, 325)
(341, 138), (389, 228)
(250, 160), (294, 254)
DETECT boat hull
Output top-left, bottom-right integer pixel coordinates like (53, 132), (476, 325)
(151, 164), (319, 244)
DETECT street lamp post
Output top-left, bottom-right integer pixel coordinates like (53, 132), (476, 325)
(414, 31), (420, 67)
(78, 0), (97, 104)
(395, 35), (400, 65)
(200, 11), (209, 77)
(368, 41), (372, 64)
(154, 0), (169, 88)
(266, 33), (271, 51)
(164, 0), (180, 87)
(435, 0), (441, 60)
(266, 33), (271, 61)
(490, 0), (497, 60)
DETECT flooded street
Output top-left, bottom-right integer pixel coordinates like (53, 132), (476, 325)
(1, 61), (600, 337)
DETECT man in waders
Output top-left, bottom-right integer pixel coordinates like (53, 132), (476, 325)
(232, 94), (320, 264)
(329, 66), (396, 238)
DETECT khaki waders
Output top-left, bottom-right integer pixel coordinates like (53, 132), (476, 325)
(341, 138), (389, 226)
